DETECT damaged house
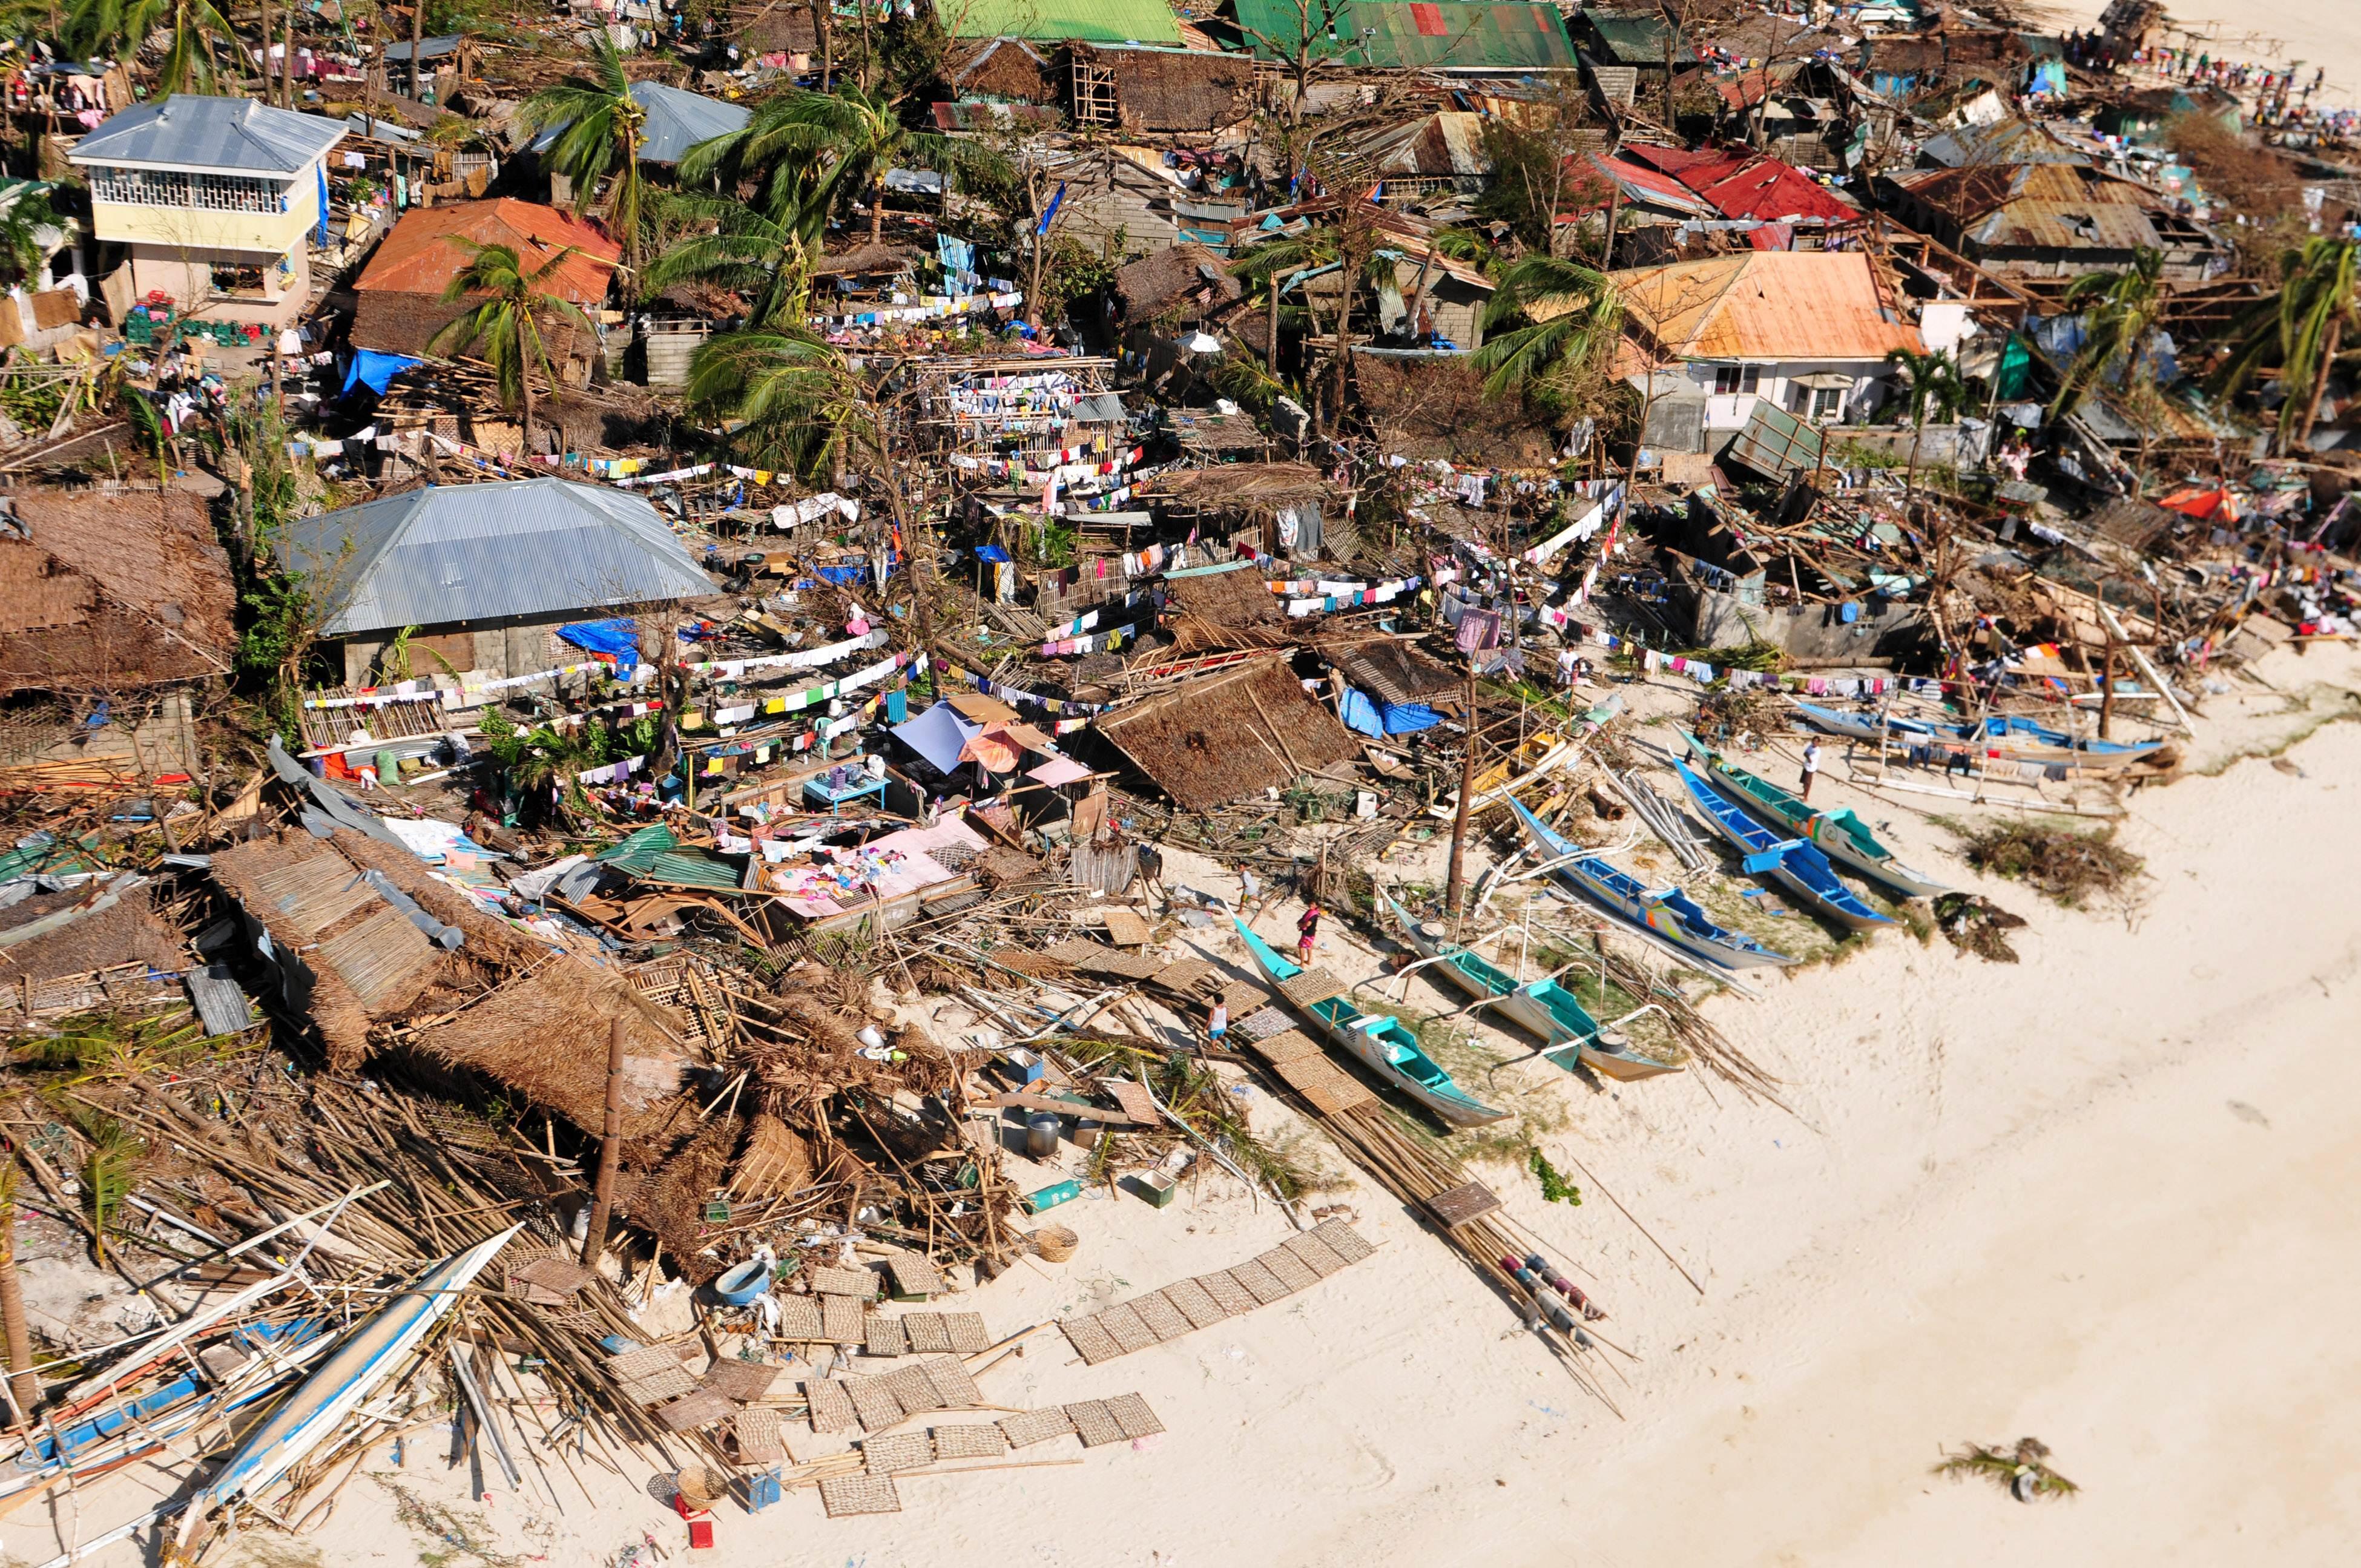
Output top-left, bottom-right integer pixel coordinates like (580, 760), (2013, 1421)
(1887, 161), (2229, 282)
(0, 488), (233, 777)
(350, 198), (620, 378)
(1091, 655), (1359, 811)
(1068, 43), (1256, 133)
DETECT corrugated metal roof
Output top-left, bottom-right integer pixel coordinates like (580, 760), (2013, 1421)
(1578, 8), (1696, 65)
(531, 82), (751, 166)
(1903, 162), (2167, 252)
(950, 0), (1181, 44)
(383, 33), (464, 62)
(353, 199), (621, 303)
(631, 82), (751, 165)
(1722, 400), (1825, 481)
(186, 963), (255, 1036)
(1611, 251), (1918, 362)
(282, 479), (717, 636)
(1920, 116), (2089, 170)
(1349, 111), (1493, 178)
(1234, 0), (1576, 70)
(69, 95), (346, 176)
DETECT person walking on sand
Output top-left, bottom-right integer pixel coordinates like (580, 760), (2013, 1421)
(1800, 738), (1822, 802)
(1297, 901), (1323, 964)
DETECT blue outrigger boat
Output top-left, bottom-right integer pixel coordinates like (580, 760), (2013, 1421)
(1508, 799), (1794, 971)
(1681, 733), (1947, 898)
(1793, 702), (2162, 772)
(1377, 891), (1682, 1081)
(1668, 759), (1894, 931)
(1233, 918), (1510, 1126)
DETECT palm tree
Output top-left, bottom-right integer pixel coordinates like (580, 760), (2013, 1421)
(643, 196), (816, 329)
(2048, 247), (2165, 420)
(1231, 209), (1394, 432)
(0, 179), (59, 292)
(64, 0), (239, 93)
(1885, 346), (1968, 499)
(2214, 236), (2361, 455)
(426, 240), (596, 461)
(1472, 255), (1624, 443)
(677, 87), (1007, 246)
(516, 36), (649, 270)
(683, 328), (867, 481)
(0, 1163), (38, 1428)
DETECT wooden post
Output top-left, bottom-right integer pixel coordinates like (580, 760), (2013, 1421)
(1445, 655), (1478, 919)
(0, 1171), (35, 1428)
(581, 1017), (627, 1266)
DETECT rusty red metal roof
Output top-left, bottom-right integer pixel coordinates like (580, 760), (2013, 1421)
(354, 198), (621, 305)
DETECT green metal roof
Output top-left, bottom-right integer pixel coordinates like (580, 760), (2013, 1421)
(951, 0), (1183, 45)
(1233, 0), (1576, 70)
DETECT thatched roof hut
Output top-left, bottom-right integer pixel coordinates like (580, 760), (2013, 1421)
(1070, 43), (1255, 133)
(0, 487), (234, 696)
(1112, 240), (1242, 324)
(1095, 656), (1358, 811)
(1167, 561), (1280, 627)
(1326, 638), (1465, 711)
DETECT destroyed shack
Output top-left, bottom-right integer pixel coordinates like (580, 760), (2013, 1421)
(1886, 163), (2228, 283)
(0, 488), (232, 780)
(1067, 43), (1255, 133)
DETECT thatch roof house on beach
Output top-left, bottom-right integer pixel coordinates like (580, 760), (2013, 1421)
(1093, 656), (1358, 811)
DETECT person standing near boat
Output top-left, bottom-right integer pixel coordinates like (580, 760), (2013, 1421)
(1297, 901), (1323, 964)
(1800, 739), (1822, 801)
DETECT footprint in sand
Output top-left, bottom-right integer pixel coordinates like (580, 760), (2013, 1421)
(2227, 1100), (2270, 1128)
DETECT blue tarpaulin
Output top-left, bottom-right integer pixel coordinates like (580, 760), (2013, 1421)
(558, 619), (641, 670)
(343, 350), (424, 395)
(974, 545), (1012, 563)
(1341, 687), (1443, 737)
(814, 563), (869, 587)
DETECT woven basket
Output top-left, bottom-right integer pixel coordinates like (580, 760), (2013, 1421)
(675, 1466), (724, 1509)
(1030, 1225), (1079, 1263)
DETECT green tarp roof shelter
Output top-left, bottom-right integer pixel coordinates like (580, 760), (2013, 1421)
(949, 0), (1182, 44)
(1232, 0), (1576, 70)
(1576, 8), (1697, 67)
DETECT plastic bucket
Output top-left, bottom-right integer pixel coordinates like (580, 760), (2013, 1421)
(714, 1256), (773, 1306)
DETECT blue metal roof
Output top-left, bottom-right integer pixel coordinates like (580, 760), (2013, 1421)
(68, 96), (346, 176)
(282, 479), (717, 636)
(530, 82), (752, 167)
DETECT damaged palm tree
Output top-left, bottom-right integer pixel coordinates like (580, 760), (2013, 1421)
(1935, 1436), (2079, 1501)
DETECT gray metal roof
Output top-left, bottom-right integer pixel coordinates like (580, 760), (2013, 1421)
(530, 81), (751, 166)
(69, 95), (347, 176)
(383, 33), (464, 62)
(281, 478), (717, 636)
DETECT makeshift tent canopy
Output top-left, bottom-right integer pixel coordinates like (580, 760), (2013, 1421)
(891, 700), (983, 775)
(344, 350), (423, 395)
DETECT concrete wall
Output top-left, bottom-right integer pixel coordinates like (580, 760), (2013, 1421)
(1826, 420), (1992, 469)
(334, 613), (580, 687)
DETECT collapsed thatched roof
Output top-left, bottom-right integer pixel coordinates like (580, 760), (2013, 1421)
(1326, 638), (1465, 709)
(1141, 460), (1330, 510)
(1113, 240), (1242, 323)
(1167, 562), (1280, 627)
(406, 961), (698, 1144)
(1095, 656), (1358, 811)
(0, 880), (185, 986)
(209, 826), (549, 1069)
(0, 487), (234, 694)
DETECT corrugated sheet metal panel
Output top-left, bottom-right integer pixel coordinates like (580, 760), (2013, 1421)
(642, 849), (748, 890)
(186, 964), (255, 1036)
(1965, 201), (2157, 253)
(1236, 0), (1575, 70)
(1613, 252), (1915, 362)
(70, 95), (345, 174)
(951, 0), (1181, 44)
(630, 83), (751, 166)
(285, 479), (714, 636)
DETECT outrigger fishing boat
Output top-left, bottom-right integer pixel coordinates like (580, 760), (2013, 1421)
(1668, 759), (1894, 931)
(1508, 799), (1794, 971)
(1793, 702), (2162, 772)
(176, 1227), (522, 1551)
(1681, 733), (1948, 899)
(1376, 890), (1682, 1081)
(1232, 918), (1510, 1126)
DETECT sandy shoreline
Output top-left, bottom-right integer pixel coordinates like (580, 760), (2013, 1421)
(4, 648), (2356, 1567)
(2032, 0), (2361, 106)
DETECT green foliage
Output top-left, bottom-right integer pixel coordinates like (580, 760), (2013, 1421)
(426, 240), (594, 447)
(236, 570), (312, 740)
(0, 182), (61, 292)
(1474, 255), (1622, 412)
(1036, 234), (1118, 323)
(2049, 248), (2165, 418)
(1934, 1437), (2079, 1501)
(480, 708), (611, 806)
(644, 194), (815, 328)
(1527, 1145), (1581, 1205)
(2212, 236), (2361, 453)
(684, 329), (868, 480)
(64, 0), (241, 92)
(514, 36), (647, 267)
(1472, 118), (1602, 253)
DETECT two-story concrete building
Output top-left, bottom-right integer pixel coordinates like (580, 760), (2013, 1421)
(69, 96), (346, 329)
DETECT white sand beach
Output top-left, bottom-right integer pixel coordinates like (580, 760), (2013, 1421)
(10, 647), (2353, 1568)
(2035, 0), (2361, 107)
